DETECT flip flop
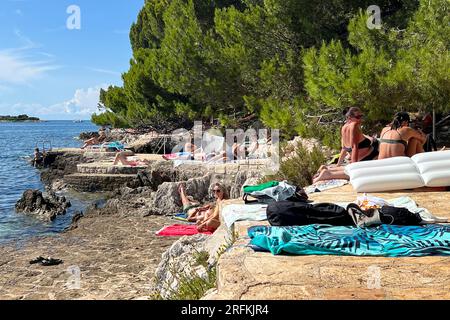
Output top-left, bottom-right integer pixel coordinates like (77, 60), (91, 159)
(29, 256), (45, 265)
(40, 258), (64, 266)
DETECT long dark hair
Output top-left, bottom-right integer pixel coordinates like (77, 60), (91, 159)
(391, 112), (410, 130)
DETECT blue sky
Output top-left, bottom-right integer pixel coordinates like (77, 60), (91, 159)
(0, 0), (144, 120)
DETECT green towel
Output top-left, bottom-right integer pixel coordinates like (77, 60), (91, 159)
(243, 181), (279, 193)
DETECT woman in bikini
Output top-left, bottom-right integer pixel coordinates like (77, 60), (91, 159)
(378, 112), (426, 159)
(81, 129), (107, 149)
(178, 182), (229, 232)
(313, 107), (379, 183)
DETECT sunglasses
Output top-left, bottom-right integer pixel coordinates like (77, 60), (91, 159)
(353, 114), (364, 119)
(213, 189), (222, 193)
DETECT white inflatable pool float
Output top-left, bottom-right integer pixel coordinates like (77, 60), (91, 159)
(345, 151), (450, 192)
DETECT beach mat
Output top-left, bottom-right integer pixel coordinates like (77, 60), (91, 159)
(156, 224), (212, 237)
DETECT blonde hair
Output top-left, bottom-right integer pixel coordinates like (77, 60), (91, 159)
(212, 182), (229, 200)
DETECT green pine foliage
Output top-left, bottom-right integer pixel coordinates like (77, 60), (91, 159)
(92, 0), (448, 148)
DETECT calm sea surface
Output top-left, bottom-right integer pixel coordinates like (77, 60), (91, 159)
(0, 121), (100, 244)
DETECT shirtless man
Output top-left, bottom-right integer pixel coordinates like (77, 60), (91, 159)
(378, 112), (426, 159)
(313, 107), (378, 183)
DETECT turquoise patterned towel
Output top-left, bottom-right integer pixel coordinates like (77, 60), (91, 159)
(249, 224), (450, 257)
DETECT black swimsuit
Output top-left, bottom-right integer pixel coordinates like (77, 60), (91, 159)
(343, 138), (379, 161)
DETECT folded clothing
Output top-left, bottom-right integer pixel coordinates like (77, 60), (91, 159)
(156, 224), (212, 236)
(222, 204), (268, 228)
(249, 224), (450, 257)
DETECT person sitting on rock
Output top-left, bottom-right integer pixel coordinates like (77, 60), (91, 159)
(313, 107), (378, 183)
(378, 111), (427, 159)
(81, 129), (107, 149)
(178, 182), (229, 232)
(33, 148), (44, 167)
(196, 183), (229, 233)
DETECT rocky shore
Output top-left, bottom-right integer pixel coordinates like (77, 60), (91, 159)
(0, 214), (175, 300)
(3, 134), (266, 300)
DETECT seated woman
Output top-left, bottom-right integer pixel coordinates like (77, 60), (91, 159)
(81, 129), (107, 149)
(178, 182), (229, 232)
(378, 112), (427, 159)
(313, 107), (378, 183)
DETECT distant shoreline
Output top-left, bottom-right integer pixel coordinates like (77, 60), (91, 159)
(0, 115), (41, 122)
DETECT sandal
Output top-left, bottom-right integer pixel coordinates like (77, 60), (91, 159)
(40, 258), (63, 266)
(29, 256), (45, 265)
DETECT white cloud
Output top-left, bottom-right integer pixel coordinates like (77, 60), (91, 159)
(59, 85), (109, 115)
(1, 85), (109, 119)
(0, 30), (58, 86)
(87, 67), (121, 76)
(0, 51), (59, 85)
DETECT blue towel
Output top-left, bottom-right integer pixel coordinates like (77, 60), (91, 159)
(248, 224), (450, 257)
(107, 141), (125, 151)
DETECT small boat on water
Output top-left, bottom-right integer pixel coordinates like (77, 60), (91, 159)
(73, 120), (83, 123)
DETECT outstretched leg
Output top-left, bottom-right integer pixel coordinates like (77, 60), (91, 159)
(313, 166), (349, 184)
(178, 183), (192, 207)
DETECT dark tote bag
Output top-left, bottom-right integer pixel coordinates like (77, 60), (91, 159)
(267, 201), (354, 227)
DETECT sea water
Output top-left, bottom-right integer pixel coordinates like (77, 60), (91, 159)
(0, 121), (99, 244)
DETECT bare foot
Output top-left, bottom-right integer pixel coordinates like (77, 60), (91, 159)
(313, 170), (331, 184)
(178, 183), (186, 195)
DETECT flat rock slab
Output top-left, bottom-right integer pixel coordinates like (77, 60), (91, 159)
(207, 185), (450, 300)
(0, 215), (177, 300)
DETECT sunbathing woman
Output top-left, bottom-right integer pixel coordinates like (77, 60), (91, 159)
(82, 130), (107, 149)
(378, 112), (427, 159)
(313, 107), (379, 183)
(113, 150), (149, 166)
(178, 182), (229, 232)
(197, 183), (229, 232)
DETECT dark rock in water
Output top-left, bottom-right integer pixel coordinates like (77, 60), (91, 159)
(15, 190), (71, 222)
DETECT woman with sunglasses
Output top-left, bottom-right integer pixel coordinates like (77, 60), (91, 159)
(178, 182), (229, 232)
(313, 107), (378, 183)
(196, 183), (229, 233)
(378, 111), (426, 159)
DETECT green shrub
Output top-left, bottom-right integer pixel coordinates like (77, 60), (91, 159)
(264, 143), (327, 187)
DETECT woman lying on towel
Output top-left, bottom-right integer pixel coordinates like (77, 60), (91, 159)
(163, 142), (212, 161)
(113, 151), (149, 167)
(81, 129), (108, 149)
(313, 107), (379, 183)
(178, 182), (229, 232)
(378, 111), (427, 159)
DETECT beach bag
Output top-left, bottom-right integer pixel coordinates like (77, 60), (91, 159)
(379, 206), (423, 225)
(243, 181), (307, 204)
(267, 201), (353, 226)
